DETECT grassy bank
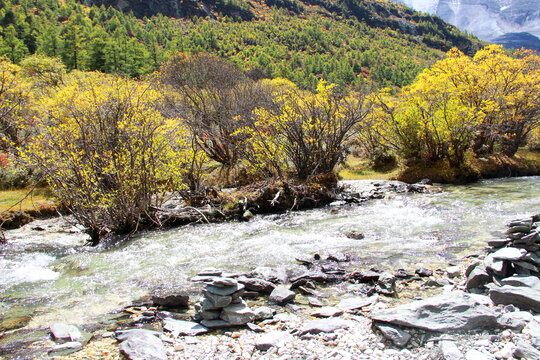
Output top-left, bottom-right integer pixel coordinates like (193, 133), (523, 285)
(338, 156), (400, 181)
(339, 150), (540, 184)
(0, 188), (57, 229)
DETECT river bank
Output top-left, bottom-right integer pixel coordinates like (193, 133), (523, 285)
(46, 212), (540, 360)
(1, 177), (539, 359)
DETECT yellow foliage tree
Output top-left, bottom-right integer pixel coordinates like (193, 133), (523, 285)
(24, 72), (204, 243)
(0, 59), (33, 152)
(367, 45), (540, 167)
(238, 79), (370, 179)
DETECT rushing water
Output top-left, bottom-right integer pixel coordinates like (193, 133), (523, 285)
(1, 177), (539, 352)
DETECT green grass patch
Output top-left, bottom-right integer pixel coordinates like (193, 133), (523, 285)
(338, 156), (399, 180)
(0, 188), (55, 212)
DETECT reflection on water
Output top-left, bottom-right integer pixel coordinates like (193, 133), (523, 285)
(1, 177), (539, 329)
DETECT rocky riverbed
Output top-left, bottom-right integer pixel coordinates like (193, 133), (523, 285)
(38, 213), (540, 360)
(2, 178), (540, 360)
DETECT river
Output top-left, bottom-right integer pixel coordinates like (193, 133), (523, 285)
(1, 177), (539, 357)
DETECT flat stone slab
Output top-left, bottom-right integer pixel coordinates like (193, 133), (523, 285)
(163, 318), (209, 336)
(151, 292), (189, 308)
(375, 323), (411, 348)
(220, 301), (255, 325)
(440, 340), (464, 360)
(200, 319), (232, 328)
(118, 329), (167, 360)
(269, 286), (296, 305)
(370, 293), (498, 332)
(206, 283), (244, 296)
(209, 277), (237, 287)
(254, 306), (275, 321)
(237, 277), (275, 294)
(337, 295), (377, 311)
(255, 331), (294, 351)
(299, 318), (351, 335)
(491, 247), (526, 261)
(310, 306), (343, 318)
(250, 267), (288, 284)
(489, 285), (540, 312)
(50, 323), (82, 342)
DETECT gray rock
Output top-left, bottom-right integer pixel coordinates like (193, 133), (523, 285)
(198, 268), (222, 276)
(200, 319), (232, 328)
(466, 265), (491, 290)
(220, 301), (255, 325)
(269, 286), (296, 305)
(48, 342), (83, 356)
(495, 343), (516, 359)
(487, 238), (512, 248)
(255, 331), (293, 351)
(446, 266), (461, 278)
(519, 231), (540, 245)
(338, 296), (377, 311)
(197, 297), (220, 311)
(308, 297), (325, 307)
(515, 261), (540, 272)
(491, 247), (527, 261)
(253, 306), (275, 321)
(465, 349), (493, 360)
(237, 277), (275, 294)
(349, 270), (381, 282)
(415, 268), (433, 277)
(50, 323), (82, 342)
(299, 318), (351, 335)
(497, 312), (531, 330)
(206, 283), (244, 296)
(484, 253), (507, 275)
(531, 336), (540, 350)
(508, 219), (533, 228)
(523, 320), (540, 338)
(210, 277), (237, 287)
(247, 323), (264, 332)
(117, 330), (167, 360)
(151, 292), (189, 308)
(440, 340), (464, 360)
(163, 318), (209, 336)
(310, 306), (343, 318)
(346, 231), (365, 240)
(250, 267), (288, 284)
(198, 310), (220, 321)
(514, 341), (540, 360)
(203, 290), (232, 308)
(465, 261), (481, 277)
(374, 323), (411, 348)
(370, 293), (498, 332)
(524, 251), (540, 264)
(489, 285), (540, 312)
(375, 272), (396, 296)
(506, 225), (532, 235)
(116, 329), (162, 341)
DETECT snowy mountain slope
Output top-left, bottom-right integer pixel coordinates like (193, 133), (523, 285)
(391, 0), (540, 42)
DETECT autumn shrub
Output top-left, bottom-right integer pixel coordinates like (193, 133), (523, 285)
(24, 72), (203, 243)
(0, 59), (34, 152)
(237, 79), (370, 179)
(157, 53), (276, 179)
(367, 45), (540, 169)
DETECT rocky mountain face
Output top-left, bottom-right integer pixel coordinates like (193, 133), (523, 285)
(391, 0), (540, 50)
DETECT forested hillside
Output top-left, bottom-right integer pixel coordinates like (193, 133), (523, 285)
(0, 0), (483, 89)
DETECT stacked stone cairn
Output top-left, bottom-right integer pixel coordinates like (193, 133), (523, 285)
(193, 272), (256, 328)
(466, 213), (540, 312)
